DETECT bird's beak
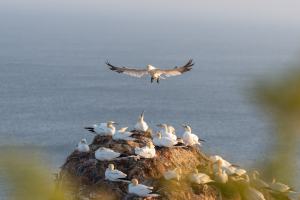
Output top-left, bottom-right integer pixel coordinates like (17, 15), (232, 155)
(113, 122), (118, 125)
(199, 138), (206, 142)
(156, 124), (162, 127)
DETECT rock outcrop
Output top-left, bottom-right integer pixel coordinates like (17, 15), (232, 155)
(58, 131), (231, 200)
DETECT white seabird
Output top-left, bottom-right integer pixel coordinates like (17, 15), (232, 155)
(128, 179), (159, 197)
(85, 121), (117, 136)
(210, 155), (232, 168)
(134, 111), (149, 132)
(153, 132), (177, 148)
(244, 187), (266, 200)
(106, 59), (193, 84)
(113, 127), (135, 141)
(214, 160), (229, 184)
(163, 168), (182, 181)
(269, 178), (292, 193)
(105, 163), (128, 182)
(210, 155), (244, 176)
(157, 124), (177, 141)
(134, 142), (156, 158)
(95, 147), (121, 161)
(251, 171), (269, 189)
(182, 124), (203, 146)
(77, 139), (90, 153)
(189, 169), (214, 185)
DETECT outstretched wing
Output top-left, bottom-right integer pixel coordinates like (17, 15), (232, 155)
(158, 59), (194, 77)
(106, 61), (148, 78)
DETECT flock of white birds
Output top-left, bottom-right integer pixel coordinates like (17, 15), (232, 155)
(76, 111), (299, 199)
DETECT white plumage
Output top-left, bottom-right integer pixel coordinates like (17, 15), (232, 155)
(269, 179), (291, 193)
(128, 179), (159, 197)
(182, 125), (201, 146)
(134, 142), (156, 158)
(189, 169), (213, 184)
(157, 124), (177, 141)
(153, 132), (177, 147)
(134, 111), (149, 132)
(105, 164), (127, 182)
(163, 168), (181, 181)
(244, 187), (266, 200)
(95, 147), (121, 161)
(85, 121), (117, 136)
(77, 139), (90, 152)
(214, 160), (229, 184)
(113, 127), (135, 141)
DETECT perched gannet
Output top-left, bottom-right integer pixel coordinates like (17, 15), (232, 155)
(95, 147), (121, 161)
(134, 111), (149, 132)
(77, 139), (90, 152)
(244, 187), (266, 200)
(134, 142), (156, 158)
(168, 125), (176, 135)
(128, 179), (159, 197)
(210, 155), (232, 168)
(230, 167), (247, 177)
(251, 171), (269, 189)
(189, 169), (214, 185)
(287, 191), (300, 200)
(153, 132), (177, 147)
(163, 168), (182, 181)
(210, 155), (244, 176)
(105, 164), (127, 182)
(182, 125), (203, 146)
(85, 121), (117, 136)
(106, 59), (193, 83)
(214, 160), (228, 184)
(113, 127), (135, 141)
(157, 124), (177, 141)
(269, 178), (292, 193)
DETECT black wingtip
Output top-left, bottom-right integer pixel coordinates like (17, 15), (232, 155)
(84, 127), (96, 133)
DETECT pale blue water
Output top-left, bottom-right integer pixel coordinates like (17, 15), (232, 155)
(1, 1), (300, 197)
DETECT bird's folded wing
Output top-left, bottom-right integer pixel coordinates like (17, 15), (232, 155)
(159, 59), (194, 77)
(106, 61), (148, 78)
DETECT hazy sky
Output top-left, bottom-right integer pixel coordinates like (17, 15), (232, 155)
(1, 0), (300, 26)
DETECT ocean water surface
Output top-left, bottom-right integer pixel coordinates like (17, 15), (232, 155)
(1, 1), (300, 196)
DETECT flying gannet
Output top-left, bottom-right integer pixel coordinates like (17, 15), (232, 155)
(153, 132), (177, 148)
(134, 142), (156, 158)
(134, 111), (149, 132)
(128, 179), (160, 197)
(112, 127), (135, 141)
(77, 139), (90, 152)
(106, 59), (193, 83)
(85, 121), (117, 136)
(95, 147), (121, 161)
(182, 124), (204, 146)
(163, 168), (182, 181)
(189, 169), (214, 185)
(105, 163), (128, 182)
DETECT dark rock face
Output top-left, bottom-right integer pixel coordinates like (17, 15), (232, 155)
(59, 131), (219, 200)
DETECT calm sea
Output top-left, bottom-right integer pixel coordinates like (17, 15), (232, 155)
(0, 2), (300, 196)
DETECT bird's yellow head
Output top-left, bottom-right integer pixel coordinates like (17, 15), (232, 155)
(182, 124), (192, 132)
(147, 65), (156, 71)
(131, 178), (139, 186)
(108, 164), (114, 170)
